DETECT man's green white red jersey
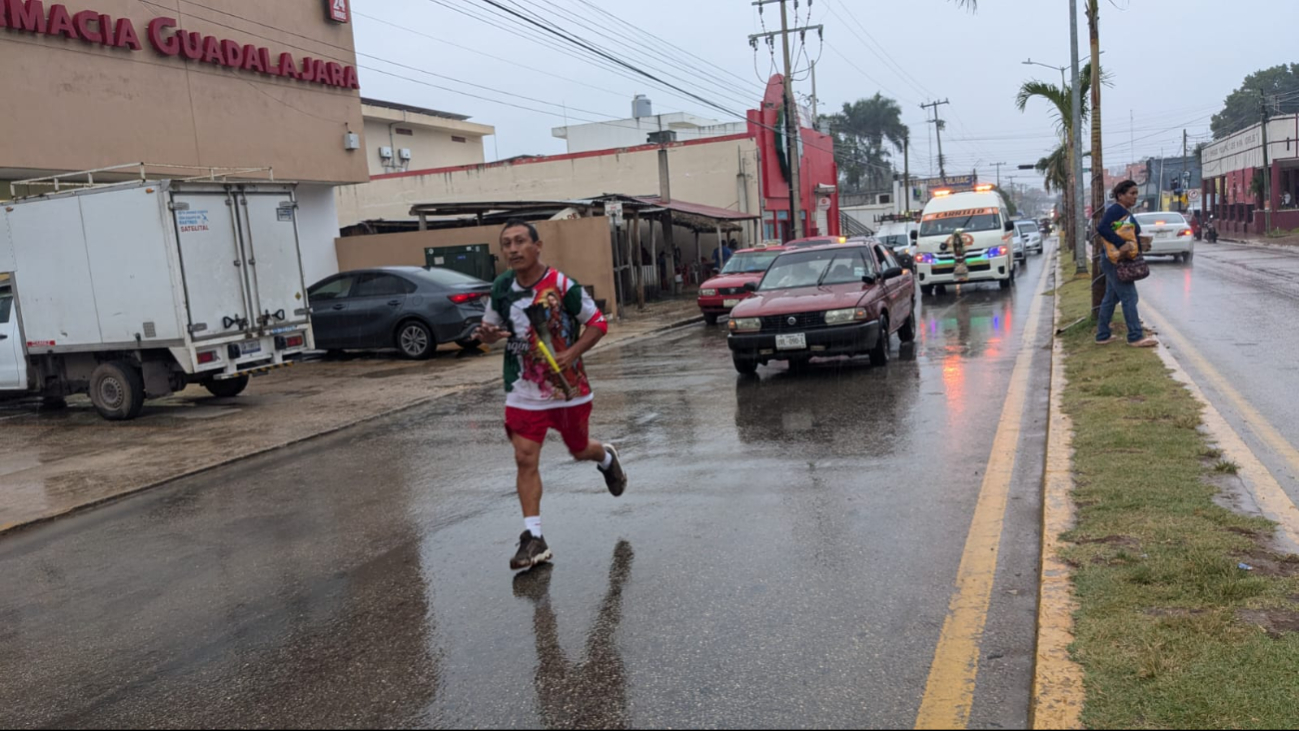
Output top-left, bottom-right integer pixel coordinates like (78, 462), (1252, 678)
(483, 267), (608, 411)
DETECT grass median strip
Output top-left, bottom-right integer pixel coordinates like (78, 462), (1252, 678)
(1055, 265), (1299, 728)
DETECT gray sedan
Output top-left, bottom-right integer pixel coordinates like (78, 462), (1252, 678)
(307, 267), (492, 359)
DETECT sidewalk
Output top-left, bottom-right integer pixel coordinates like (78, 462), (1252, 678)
(0, 301), (703, 534)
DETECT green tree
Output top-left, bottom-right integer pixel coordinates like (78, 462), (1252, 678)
(1015, 64), (1094, 265)
(822, 93), (908, 193)
(1211, 64), (1299, 139)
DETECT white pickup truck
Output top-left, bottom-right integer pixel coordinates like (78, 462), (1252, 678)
(0, 179), (314, 420)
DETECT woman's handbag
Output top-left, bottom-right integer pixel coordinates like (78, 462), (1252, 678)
(1116, 255), (1150, 283)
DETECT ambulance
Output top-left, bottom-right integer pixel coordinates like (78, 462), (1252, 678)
(912, 186), (1016, 295)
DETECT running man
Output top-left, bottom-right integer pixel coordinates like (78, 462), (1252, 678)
(474, 219), (628, 571)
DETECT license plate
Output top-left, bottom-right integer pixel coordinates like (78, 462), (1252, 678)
(240, 340), (262, 355)
(723, 298), (740, 307)
(776, 333), (806, 350)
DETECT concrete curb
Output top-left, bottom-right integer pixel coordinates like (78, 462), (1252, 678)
(1217, 237), (1299, 253)
(1030, 253), (1086, 730)
(0, 315), (705, 537)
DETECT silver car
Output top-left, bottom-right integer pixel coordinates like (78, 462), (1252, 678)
(1014, 219), (1043, 255)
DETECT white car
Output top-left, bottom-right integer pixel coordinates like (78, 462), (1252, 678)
(1132, 212), (1194, 262)
(1014, 219), (1044, 255)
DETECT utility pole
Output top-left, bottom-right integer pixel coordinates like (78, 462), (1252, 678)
(921, 99), (950, 180)
(810, 59), (818, 122)
(992, 161), (1006, 190)
(1068, 0), (1087, 275)
(1260, 89), (1272, 233)
(903, 130), (911, 213)
(749, 2), (821, 240)
(1181, 129), (1188, 212)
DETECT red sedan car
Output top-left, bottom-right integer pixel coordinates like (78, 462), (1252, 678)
(697, 245), (788, 325)
(726, 241), (916, 374)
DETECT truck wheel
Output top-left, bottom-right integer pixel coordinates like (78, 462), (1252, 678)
(869, 315), (891, 367)
(898, 310), (917, 343)
(204, 375), (249, 398)
(396, 320), (436, 360)
(90, 361), (145, 421)
(921, 284), (935, 297)
(732, 354), (758, 375)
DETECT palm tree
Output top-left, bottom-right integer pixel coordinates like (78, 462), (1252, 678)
(1016, 65), (1094, 258)
(823, 94), (909, 193)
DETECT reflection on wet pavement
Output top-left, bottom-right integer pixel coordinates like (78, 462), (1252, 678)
(514, 541), (634, 730)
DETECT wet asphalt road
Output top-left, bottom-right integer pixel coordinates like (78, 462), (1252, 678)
(1140, 241), (1299, 507)
(0, 249), (1056, 729)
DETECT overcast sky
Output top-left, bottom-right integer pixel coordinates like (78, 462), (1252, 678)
(352, 0), (1295, 189)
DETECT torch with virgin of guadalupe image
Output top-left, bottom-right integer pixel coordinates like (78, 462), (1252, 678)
(943, 228), (971, 282)
(523, 302), (578, 401)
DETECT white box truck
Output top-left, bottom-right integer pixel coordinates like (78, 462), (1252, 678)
(0, 179), (314, 420)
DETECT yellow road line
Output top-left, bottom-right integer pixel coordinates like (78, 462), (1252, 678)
(1144, 306), (1299, 547)
(1030, 258), (1085, 730)
(914, 251), (1054, 729)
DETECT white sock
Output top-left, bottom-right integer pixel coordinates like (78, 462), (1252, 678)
(524, 516), (542, 538)
(598, 446), (613, 471)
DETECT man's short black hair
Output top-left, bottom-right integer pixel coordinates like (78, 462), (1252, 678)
(501, 218), (540, 242)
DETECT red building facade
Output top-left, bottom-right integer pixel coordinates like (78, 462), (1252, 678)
(748, 74), (841, 241)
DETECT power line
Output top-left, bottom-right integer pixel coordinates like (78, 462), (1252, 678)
(466, 0), (748, 120)
(494, 0), (758, 110)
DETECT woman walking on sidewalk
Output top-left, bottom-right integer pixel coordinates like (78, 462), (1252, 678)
(1095, 180), (1158, 348)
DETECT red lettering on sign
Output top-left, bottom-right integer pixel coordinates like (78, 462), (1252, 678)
(278, 52), (298, 78)
(72, 9), (99, 42)
(46, 3), (76, 38)
(178, 29), (201, 60)
(146, 16), (177, 55)
(201, 34), (223, 65)
(0, 2), (359, 91)
(114, 17), (139, 49)
(220, 38), (242, 67)
(5, 0), (47, 33)
(241, 43), (264, 72)
(99, 13), (115, 45)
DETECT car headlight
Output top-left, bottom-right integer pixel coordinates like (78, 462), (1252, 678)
(700, 288), (717, 296)
(728, 317), (762, 333)
(824, 308), (867, 325)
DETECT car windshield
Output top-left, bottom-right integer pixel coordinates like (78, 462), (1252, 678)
(878, 234), (909, 247)
(721, 250), (781, 274)
(417, 267), (489, 287)
(1015, 222), (1038, 234)
(760, 249), (866, 291)
(919, 208), (1002, 236)
(1134, 213), (1187, 227)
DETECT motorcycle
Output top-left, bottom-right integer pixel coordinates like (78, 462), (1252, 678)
(941, 229), (971, 282)
(1204, 215), (1219, 243)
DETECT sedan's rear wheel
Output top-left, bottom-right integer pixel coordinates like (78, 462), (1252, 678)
(397, 321), (436, 360)
(868, 315), (890, 367)
(1184, 250), (1194, 263)
(898, 310), (916, 343)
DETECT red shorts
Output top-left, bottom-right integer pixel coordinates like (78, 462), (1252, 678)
(504, 402), (593, 455)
